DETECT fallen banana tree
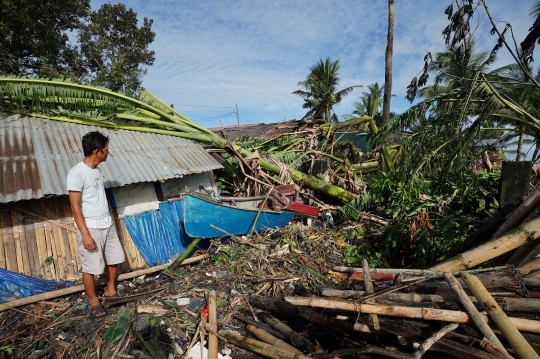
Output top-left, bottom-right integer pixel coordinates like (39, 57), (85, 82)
(0, 77), (395, 203)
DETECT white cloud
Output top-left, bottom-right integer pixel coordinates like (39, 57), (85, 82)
(91, 0), (538, 126)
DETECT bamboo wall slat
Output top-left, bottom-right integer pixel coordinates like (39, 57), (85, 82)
(0, 211), (7, 269)
(0, 196), (149, 281)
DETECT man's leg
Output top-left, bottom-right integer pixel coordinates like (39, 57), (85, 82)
(104, 264), (118, 297)
(83, 272), (105, 315)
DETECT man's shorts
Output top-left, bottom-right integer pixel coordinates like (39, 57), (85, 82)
(76, 224), (126, 275)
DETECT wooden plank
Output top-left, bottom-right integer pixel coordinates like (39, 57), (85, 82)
(17, 201), (37, 276)
(13, 206), (77, 232)
(21, 202), (40, 277)
(0, 208), (7, 269)
(11, 208), (25, 275)
(56, 197), (75, 276)
(31, 201), (49, 279)
(2, 211), (17, 272)
(61, 197), (81, 275)
(46, 198), (65, 280)
(119, 218), (146, 270)
(43, 198), (66, 280)
(37, 200), (57, 280)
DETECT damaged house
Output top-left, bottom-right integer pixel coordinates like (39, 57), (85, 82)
(0, 114), (223, 281)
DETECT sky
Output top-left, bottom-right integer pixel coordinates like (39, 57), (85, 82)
(90, 0), (536, 129)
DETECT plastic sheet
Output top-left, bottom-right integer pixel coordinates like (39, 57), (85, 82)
(0, 268), (71, 303)
(123, 199), (193, 266)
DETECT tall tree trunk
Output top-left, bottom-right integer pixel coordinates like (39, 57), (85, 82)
(516, 132), (524, 161)
(382, 0), (394, 126)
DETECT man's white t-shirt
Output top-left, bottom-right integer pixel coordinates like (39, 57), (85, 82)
(67, 162), (111, 229)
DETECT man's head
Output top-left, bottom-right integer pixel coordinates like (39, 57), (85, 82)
(82, 131), (110, 162)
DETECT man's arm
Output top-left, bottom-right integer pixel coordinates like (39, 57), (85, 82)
(69, 191), (97, 250)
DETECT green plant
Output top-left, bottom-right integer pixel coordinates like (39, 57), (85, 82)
(342, 168), (500, 268)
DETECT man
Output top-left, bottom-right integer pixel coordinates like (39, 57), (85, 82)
(67, 131), (125, 317)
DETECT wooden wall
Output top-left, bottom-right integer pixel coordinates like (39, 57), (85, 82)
(0, 196), (146, 281)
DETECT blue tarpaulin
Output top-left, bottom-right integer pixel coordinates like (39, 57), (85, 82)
(122, 199), (193, 266)
(0, 268), (71, 303)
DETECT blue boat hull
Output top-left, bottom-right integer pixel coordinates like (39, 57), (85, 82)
(182, 194), (295, 238)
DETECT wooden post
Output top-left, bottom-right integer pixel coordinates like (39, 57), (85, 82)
(362, 259), (379, 330)
(207, 290), (218, 359)
(462, 272), (540, 359)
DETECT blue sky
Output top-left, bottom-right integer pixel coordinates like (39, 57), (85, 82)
(91, 0), (535, 128)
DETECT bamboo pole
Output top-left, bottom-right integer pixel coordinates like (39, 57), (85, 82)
(518, 256), (540, 276)
(284, 297), (540, 333)
(490, 182), (540, 241)
(0, 254), (206, 312)
(462, 272), (540, 359)
(409, 323), (460, 359)
(218, 330), (311, 359)
(207, 290), (218, 359)
(430, 217), (540, 272)
(259, 312), (324, 354)
(362, 259), (379, 330)
(321, 289), (540, 313)
(246, 325), (302, 354)
(443, 273), (509, 357)
(332, 265), (508, 277)
(169, 238), (203, 271)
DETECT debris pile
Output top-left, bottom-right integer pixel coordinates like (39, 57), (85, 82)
(0, 215), (540, 359)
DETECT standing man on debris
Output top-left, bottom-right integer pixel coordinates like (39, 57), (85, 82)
(67, 131), (125, 318)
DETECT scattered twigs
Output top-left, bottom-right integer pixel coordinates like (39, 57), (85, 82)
(0, 254), (207, 312)
(315, 346), (410, 359)
(462, 272), (540, 359)
(182, 320), (202, 359)
(362, 259), (379, 330)
(443, 273), (509, 357)
(409, 323), (460, 359)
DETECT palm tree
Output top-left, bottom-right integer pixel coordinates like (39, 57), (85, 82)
(293, 58), (358, 123)
(382, 0), (394, 126)
(343, 83), (397, 127)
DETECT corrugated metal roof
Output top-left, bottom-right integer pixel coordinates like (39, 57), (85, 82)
(0, 114), (223, 203)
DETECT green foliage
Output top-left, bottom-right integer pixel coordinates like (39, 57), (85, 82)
(0, 1), (155, 95)
(103, 307), (135, 357)
(343, 169), (500, 268)
(293, 58), (359, 123)
(0, 345), (12, 356)
(78, 3), (156, 95)
(344, 244), (386, 268)
(0, 0), (90, 77)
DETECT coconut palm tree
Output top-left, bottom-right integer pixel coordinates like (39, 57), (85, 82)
(293, 58), (359, 123)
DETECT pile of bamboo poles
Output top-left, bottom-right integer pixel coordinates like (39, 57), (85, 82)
(209, 264), (540, 359)
(205, 185), (540, 359)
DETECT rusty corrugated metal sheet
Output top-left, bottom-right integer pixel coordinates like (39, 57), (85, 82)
(0, 114), (223, 203)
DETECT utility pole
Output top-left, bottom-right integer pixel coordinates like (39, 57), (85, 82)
(235, 104), (240, 125)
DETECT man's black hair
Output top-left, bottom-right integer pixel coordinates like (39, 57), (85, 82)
(82, 131), (109, 157)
